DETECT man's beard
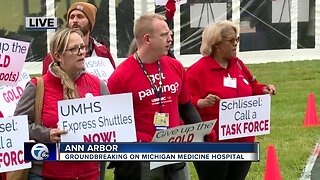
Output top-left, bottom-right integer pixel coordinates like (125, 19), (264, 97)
(80, 24), (90, 36)
(70, 24), (91, 36)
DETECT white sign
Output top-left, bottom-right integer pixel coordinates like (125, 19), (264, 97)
(155, 0), (187, 6)
(58, 93), (136, 142)
(85, 57), (114, 85)
(0, 115), (31, 173)
(272, 0), (309, 23)
(152, 120), (216, 142)
(25, 17), (58, 30)
(0, 37), (30, 86)
(219, 94), (271, 140)
(151, 120), (216, 170)
(190, 3), (227, 28)
(0, 69), (31, 117)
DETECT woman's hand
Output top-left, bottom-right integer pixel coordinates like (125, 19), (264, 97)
(197, 94), (221, 108)
(263, 84), (276, 95)
(49, 128), (68, 142)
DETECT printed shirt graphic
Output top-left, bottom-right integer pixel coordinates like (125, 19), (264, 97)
(108, 55), (190, 137)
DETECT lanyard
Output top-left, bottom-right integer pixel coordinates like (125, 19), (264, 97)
(135, 53), (163, 112)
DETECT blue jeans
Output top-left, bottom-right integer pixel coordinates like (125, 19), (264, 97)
(28, 173), (45, 180)
(100, 162), (107, 180)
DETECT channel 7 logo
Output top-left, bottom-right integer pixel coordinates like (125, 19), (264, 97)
(31, 143), (49, 160)
(24, 142), (57, 161)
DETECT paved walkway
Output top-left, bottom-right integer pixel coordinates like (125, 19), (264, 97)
(300, 140), (320, 180)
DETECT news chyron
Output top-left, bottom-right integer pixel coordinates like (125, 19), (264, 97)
(25, 17), (58, 30)
(24, 142), (57, 161)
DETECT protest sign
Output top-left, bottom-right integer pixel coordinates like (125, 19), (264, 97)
(219, 94), (271, 140)
(0, 37), (30, 86)
(58, 93), (136, 142)
(152, 120), (216, 142)
(84, 57), (114, 85)
(150, 120), (216, 170)
(0, 115), (31, 173)
(0, 69), (30, 117)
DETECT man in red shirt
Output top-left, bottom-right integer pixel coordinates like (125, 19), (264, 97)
(108, 13), (203, 180)
(42, 2), (116, 75)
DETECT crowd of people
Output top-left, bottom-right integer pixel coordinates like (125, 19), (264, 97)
(2, 1), (276, 180)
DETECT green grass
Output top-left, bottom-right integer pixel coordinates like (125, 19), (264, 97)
(245, 60), (320, 180)
(34, 60), (320, 179)
(104, 60), (320, 180)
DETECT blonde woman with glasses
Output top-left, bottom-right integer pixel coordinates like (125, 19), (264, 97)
(14, 28), (109, 179)
(186, 20), (276, 180)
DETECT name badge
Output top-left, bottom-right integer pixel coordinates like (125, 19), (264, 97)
(224, 75), (237, 88)
(153, 112), (169, 130)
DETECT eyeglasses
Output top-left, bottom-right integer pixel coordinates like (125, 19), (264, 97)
(223, 36), (240, 44)
(65, 45), (88, 55)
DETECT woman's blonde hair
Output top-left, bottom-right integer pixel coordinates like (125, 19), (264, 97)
(49, 28), (83, 100)
(128, 38), (138, 56)
(200, 20), (238, 56)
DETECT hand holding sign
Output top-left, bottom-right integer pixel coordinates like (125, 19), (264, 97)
(49, 128), (68, 143)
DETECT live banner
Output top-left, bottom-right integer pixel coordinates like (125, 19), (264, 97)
(0, 115), (31, 173)
(219, 94), (271, 140)
(150, 120), (216, 170)
(58, 93), (136, 142)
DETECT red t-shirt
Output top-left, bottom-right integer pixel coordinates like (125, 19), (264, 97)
(186, 56), (266, 143)
(108, 55), (190, 141)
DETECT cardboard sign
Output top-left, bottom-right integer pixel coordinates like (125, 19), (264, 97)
(0, 37), (30, 86)
(0, 69), (30, 117)
(85, 57), (114, 85)
(58, 93), (136, 142)
(151, 120), (216, 170)
(0, 115), (31, 173)
(219, 94), (271, 140)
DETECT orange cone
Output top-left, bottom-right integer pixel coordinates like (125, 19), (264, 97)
(264, 144), (281, 180)
(304, 93), (319, 127)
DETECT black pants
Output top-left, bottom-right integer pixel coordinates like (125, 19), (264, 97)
(193, 161), (252, 180)
(113, 161), (186, 180)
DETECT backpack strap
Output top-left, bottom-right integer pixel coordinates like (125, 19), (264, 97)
(34, 77), (44, 125)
